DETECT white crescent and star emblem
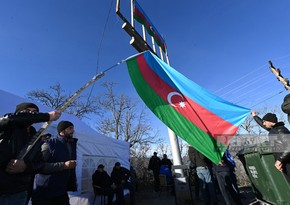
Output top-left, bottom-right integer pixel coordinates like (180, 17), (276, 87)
(167, 92), (186, 108)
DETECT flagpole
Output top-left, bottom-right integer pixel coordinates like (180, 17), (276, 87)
(151, 36), (156, 53)
(161, 48), (184, 177)
(117, 0), (183, 175)
(17, 61), (123, 160)
(159, 46), (164, 61)
(131, 0), (134, 27)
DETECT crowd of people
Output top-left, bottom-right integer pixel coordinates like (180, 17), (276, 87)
(1, 93), (290, 205)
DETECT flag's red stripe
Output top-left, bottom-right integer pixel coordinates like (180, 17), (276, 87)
(134, 8), (162, 42)
(136, 54), (237, 145)
(134, 7), (165, 50)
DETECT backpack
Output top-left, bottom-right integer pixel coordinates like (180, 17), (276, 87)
(224, 149), (236, 168)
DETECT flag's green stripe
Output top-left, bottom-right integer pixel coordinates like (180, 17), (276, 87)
(134, 15), (153, 36)
(127, 57), (226, 163)
(134, 15), (165, 51)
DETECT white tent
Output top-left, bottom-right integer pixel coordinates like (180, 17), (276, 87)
(0, 89), (130, 204)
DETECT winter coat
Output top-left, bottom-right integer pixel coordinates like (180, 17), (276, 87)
(32, 136), (78, 200)
(111, 166), (130, 185)
(253, 116), (290, 164)
(92, 170), (113, 188)
(148, 156), (161, 172)
(0, 112), (50, 195)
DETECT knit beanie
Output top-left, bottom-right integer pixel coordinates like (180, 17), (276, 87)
(57, 121), (74, 134)
(281, 94), (290, 123)
(98, 164), (104, 169)
(15, 102), (39, 113)
(262, 113), (277, 123)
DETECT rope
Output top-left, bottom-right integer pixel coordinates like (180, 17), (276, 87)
(86, 0), (114, 107)
(250, 90), (285, 108)
(213, 63), (267, 94)
(213, 54), (290, 108)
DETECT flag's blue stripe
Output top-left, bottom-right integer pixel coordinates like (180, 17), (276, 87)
(134, 0), (165, 45)
(143, 51), (250, 126)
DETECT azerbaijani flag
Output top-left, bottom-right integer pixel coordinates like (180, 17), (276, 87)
(133, 0), (166, 52)
(126, 51), (250, 164)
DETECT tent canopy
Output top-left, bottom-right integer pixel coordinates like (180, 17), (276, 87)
(0, 89), (130, 194)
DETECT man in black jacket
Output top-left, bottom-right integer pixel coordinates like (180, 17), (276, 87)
(0, 102), (61, 205)
(148, 152), (161, 192)
(92, 164), (124, 205)
(111, 162), (135, 205)
(252, 111), (290, 182)
(32, 121), (78, 205)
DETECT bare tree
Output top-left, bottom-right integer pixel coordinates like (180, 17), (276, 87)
(95, 82), (161, 147)
(130, 144), (152, 185)
(26, 82), (100, 119)
(178, 138), (189, 160)
(156, 143), (170, 157)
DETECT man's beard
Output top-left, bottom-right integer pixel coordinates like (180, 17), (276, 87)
(64, 133), (73, 139)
